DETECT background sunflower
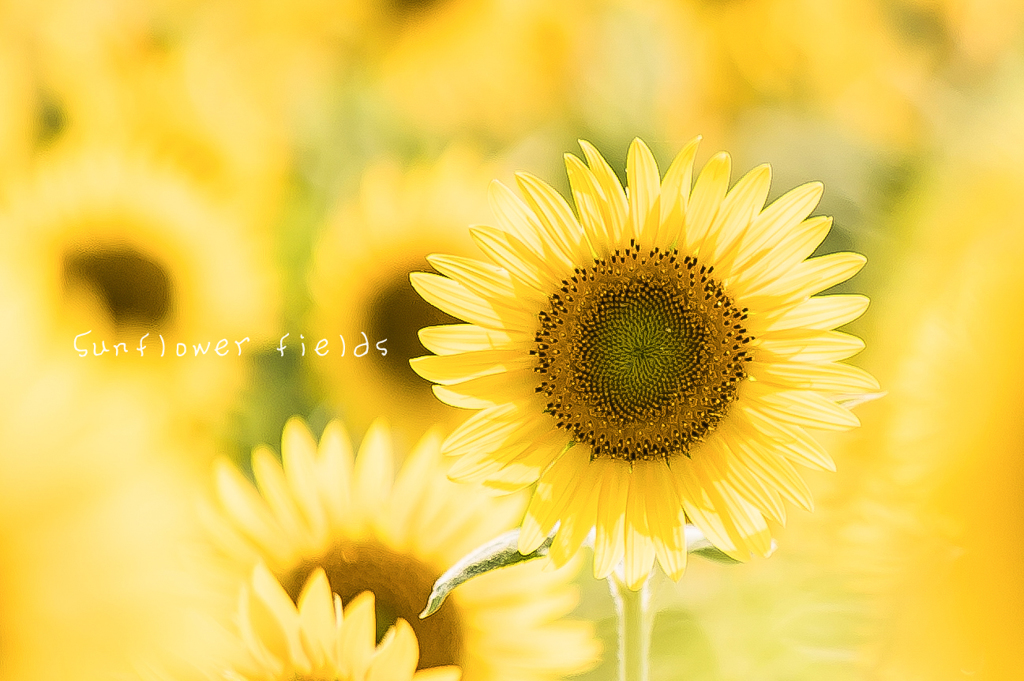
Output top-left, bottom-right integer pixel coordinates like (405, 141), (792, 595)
(209, 417), (600, 681)
(307, 148), (513, 440)
(2, 0), (1023, 678)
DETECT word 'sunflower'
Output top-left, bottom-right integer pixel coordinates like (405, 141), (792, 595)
(75, 331), (250, 357)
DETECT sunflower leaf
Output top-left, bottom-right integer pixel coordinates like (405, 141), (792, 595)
(419, 527), (555, 619)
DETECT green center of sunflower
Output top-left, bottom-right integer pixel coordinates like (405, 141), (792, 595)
(533, 242), (751, 462)
(281, 541), (463, 670)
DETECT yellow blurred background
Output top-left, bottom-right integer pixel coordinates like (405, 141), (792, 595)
(1, 0), (1022, 679)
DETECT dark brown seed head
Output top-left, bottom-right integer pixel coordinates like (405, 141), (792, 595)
(533, 242), (751, 462)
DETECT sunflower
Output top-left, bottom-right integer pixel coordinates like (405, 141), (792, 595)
(17, 0), (291, 225)
(371, 0), (575, 141)
(0, 23), (33, 184)
(842, 105), (1024, 677)
(308, 149), (504, 438)
(0, 148), (280, 425)
(0, 269), (235, 681)
(410, 138), (878, 588)
(226, 564), (460, 681)
(209, 416), (599, 680)
(692, 0), (927, 149)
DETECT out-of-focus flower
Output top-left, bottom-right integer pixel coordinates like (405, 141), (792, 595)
(0, 265), (235, 681)
(225, 564), (461, 681)
(308, 149), (503, 437)
(209, 416), (599, 680)
(13, 0), (291, 226)
(369, 0), (576, 141)
(0, 149), (280, 423)
(692, 0), (931, 150)
(891, 0), (1024, 70)
(842, 101), (1024, 677)
(411, 138), (876, 588)
(567, 0), (723, 150)
(0, 25), (34, 185)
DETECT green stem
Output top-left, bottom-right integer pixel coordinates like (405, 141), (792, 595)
(608, 570), (651, 681)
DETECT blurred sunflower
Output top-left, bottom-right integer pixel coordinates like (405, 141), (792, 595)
(209, 416), (599, 681)
(226, 564), (460, 681)
(890, 0), (1024, 70)
(569, 0), (722, 153)
(0, 266), (234, 681)
(370, 0), (575, 141)
(0, 148), (280, 424)
(844, 109), (1024, 677)
(693, 0), (929, 150)
(20, 0), (291, 226)
(0, 26), (34, 185)
(411, 138), (877, 588)
(308, 149), (502, 437)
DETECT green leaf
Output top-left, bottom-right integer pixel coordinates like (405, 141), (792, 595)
(419, 528), (554, 618)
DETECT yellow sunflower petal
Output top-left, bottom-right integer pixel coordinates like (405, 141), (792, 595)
(765, 294), (870, 332)
(745, 384), (861, 430)
(739, 251), (867, 306)
(515, 172), (590, 265)
(252, 446), (311, 547)
(418, 324), (519, 356)
(592, 459), (629, 579)
(626, 137), (662, 244)
(683, 151), (731, 254)
(337, 591), (377, 681)
(470, 224), (560, 292)
(410, 350), (535, 385)
(519, 445), (589, 553)
(733, 403), (837, 472)
(426, 254), (549, 311)
(729, 180), (824, 271)
(565, 152), (615, 256)
(488, 179), (572, 276)
(365, 619), (419, 681)
(579, 139), (628, 242)
(412, 667), (463, 681)
(352, 419), (395, 528)
(443, 401), (542, 460)
(755, 329), (866, 362)
(705, 436), (788, 524)
(623, 463), (658, 589)
(734, 215), (833, 293)
(728, 433), (815, 512)
(658, 136), (701, 231)
(296, 568), (336, 667)
(481, 432), (566, 493)
(641, 462), (688, 580)
(251, 562), (310, 673)
(281, 418), (328, 546)
(749, 360), (881, 394)
(387, 428), (445, 543)
(411, 271), (535, 331)
(316, 419), (355, 530)
(431, 369), (538, 409)
(703, 163), (772, 267)
(548, 471), (601, 569)
(214, 459), (291, 562)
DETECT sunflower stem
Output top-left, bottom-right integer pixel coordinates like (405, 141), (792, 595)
(608, 569), (651, 681)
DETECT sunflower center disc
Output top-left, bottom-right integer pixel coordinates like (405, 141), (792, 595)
(62, 245), (173, 329)
(282, 542), (464, 670)
(533, 243), (752, 462)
